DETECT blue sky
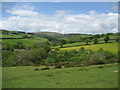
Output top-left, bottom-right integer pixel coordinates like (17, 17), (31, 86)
(1, 2), (118, 34)
(2, 2), (117, 17)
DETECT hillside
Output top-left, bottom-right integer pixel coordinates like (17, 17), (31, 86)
(1, 29), (48, 49)
(34, 32), (64, 37)
(0, 29), (47, 39)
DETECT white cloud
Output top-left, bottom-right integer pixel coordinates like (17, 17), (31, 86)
(1, 5), (118, 34)
(6, 9), (39, 16)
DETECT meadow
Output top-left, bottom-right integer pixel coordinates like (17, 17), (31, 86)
(61, 42), (119, 55)
(52, 39), (116, 49)
(2, 38), (48, 47)
(2, 63), (118, 88)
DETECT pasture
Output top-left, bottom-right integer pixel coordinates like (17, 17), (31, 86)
(2, 63), (118, 88)
(52, 39), (116, 49)
(2, 38), (48, 47)
(61, 43), (119, 55)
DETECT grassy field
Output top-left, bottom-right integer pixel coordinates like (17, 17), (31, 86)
(52, 39), (116, 49)
(2, 38), (48, 47)
(2, 63), (118, 88)
(61, 42), (119, 55)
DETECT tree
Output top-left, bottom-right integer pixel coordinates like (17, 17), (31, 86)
(104, 35), (110, 43)
(94, 38), (98, 44)
(60, 40), (67, 48)
(85, 37), (90, 45)
(22, 35), (28, 38)
(116, 36), (119, 42)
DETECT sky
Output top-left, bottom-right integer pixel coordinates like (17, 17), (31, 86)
(1, 2), (118, 34)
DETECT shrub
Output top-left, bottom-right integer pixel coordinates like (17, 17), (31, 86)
(2, 42), (10, 50)
(88, 49), (117, 65)
(13, 42), (25, 49)
(34, 68), (39, 71)
(31, 48), (48, 64)
(15, 51), (34, 66)
(2, 51), (18, 66)
(88, 52), (106, 65)
(79, 47), (85, 52)
(15, 48), (48, 66)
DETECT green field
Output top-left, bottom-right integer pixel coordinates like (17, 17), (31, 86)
(2, 38), (48, 47)
(3, 63), (118, 88)
(61, 43), (119, 55)
(52, 39), (116, 49)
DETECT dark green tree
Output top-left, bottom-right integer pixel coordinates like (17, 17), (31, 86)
(116, 36), (119, 42)
(94, 38), (98, 44)
(60, 40), (67, 48)
(85, 37), (90, 45)
(104, 35), (110, 43)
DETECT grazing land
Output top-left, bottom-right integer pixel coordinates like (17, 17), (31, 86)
(2, 63), (118, 88)
(61, 43), (118, 55)
(2, 38), (48, 48)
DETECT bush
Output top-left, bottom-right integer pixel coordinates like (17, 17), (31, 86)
(88, 52), (106, 65)
(2, 51), (18, 66)
(15, 51), (34, 66)
(13, 42), (25, 49)
(87, 49), (117, 65)
(15, 48), (48, 66)
(79, 47), (85, 52)
(2, 42), (10, 50)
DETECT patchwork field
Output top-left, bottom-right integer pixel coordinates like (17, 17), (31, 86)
(61, 43), (119, 55)
(2, 63), (118, 88)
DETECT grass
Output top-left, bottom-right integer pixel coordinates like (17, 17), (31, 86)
(52, 39), (116, 49)
(2, 63), (118, 88)
(1, 34), (22, 38)
(2, 38), (48, 47)
(1, 32), (46, 39)
(61, 42), (119, 55)
(0, 67), (2, 89)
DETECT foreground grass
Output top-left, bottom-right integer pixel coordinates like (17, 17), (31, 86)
(3, 63), (118, 88)
(61, 42), (118, 55)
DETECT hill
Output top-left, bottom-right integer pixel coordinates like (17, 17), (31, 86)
(34, 32), (64, 37)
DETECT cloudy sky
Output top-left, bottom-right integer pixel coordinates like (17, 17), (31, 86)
(1, 2), (118, 34)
